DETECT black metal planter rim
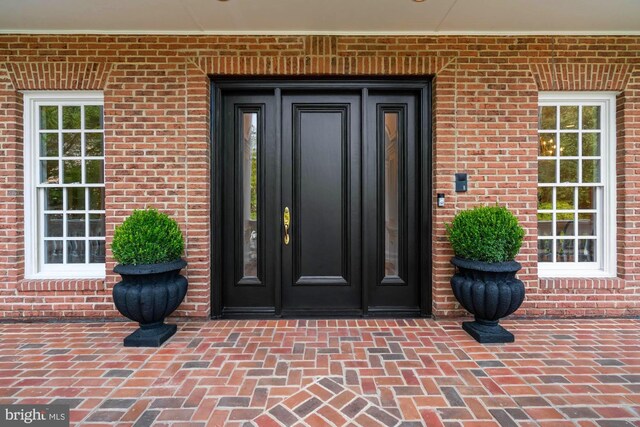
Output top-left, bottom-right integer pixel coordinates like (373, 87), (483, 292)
(450, 256), (521, 273)
(114, 259), (187, 275)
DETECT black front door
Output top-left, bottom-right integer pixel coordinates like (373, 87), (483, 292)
(215, 81), (430, 317)
(281, 93), (362, 314)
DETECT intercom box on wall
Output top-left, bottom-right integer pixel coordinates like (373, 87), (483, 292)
(455, 173), (468, 192)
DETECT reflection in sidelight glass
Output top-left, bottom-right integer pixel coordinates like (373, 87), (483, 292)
(384, 112), (399, 277)
(242, 113), (259, 277)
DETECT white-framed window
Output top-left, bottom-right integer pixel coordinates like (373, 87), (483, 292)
(537, 92), (616, 278)
(23, 91), (105, 279)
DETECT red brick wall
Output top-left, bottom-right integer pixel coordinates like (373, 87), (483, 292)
(0, 35), (638, 319)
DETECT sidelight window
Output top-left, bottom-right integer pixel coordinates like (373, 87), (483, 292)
(24, 92), (105, 279)
(241, 111), (259, 278)
(537, 93), (616, 277)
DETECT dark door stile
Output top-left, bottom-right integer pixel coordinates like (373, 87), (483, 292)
(212, 80), (432, 319)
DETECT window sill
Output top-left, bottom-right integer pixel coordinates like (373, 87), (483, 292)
(26, 272), (106, 280)
(17, 278), (107, 293)
(538, 276), (624, 290)
(538, 269), (616, 279)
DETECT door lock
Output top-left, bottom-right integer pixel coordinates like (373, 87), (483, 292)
(283, 207), (290, 245)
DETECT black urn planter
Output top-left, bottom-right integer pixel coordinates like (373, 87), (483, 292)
(450, 257), (525, 344)
(113, 259), (188, 347)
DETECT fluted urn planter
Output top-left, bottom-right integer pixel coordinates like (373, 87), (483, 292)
(113, 259), (188, 347)
(450, 257), (525, 343)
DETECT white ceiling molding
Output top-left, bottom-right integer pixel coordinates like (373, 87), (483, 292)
(1, 0), (639, 35)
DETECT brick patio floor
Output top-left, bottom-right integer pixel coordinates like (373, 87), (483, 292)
(0, 319), (639, 427)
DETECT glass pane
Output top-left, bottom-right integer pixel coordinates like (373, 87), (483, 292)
(578, 213), (596, 236)
(538, 239), (553, 262)
(384, 112), (400, 277)
(556, 239), (575, 262)
(538, 133), (556, 157)
(578, 187), (597, 210)
(582, 160), (600, 183)
(559, 160), (578, 183)
(63, 133), (81, 157)
(556, 187), (575, 210)
(537, 213), (553, 237)
(560, 106), (578, 129)
(63, 160), (82, 184)
(89, 214), (105, 237)
(62, 106), (81, 129)
(85, 106), (103, 130)
(67, 214), (85, 237)
(85, 133), (104, 156)
(582, 133), (600, 157)
(41, 160), (59, 184)
(45, 214), (63, 237)
(557, 216), (574, 237)
(539, 106), (556, 130)
(89, 240), (106, 263)
(40, 106), (58, 130)
(559, 133), (578, 156)
(89, 188), (105, 210)
(537, 187), (552, 207)
(45, 188), (63, 210)
(40, 133), (58, 157)
(242, 112), (258, 277)
(67, 188), (85, 211)
(539, 160), (556, 183)
(85, 160), (104, 184)
(578, 239), (596, 262)
(538, 187), (554, 235)
(45, 241), (63, 264)
(582, 106), (600, 130)
(67, 240), (85, 264)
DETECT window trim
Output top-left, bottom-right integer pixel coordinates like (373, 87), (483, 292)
(23, 91), (106, 280)
(537, 92), (617, 278)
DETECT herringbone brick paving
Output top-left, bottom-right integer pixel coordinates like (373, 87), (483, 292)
(0, 319), (638, 426)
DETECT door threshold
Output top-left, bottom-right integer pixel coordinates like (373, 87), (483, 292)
(217, 307), (426, 319)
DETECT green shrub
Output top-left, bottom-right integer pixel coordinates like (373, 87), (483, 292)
(112, 208), (184, 265)
(446, 205), (525, 263)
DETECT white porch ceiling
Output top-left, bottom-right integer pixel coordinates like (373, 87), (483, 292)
(1, 0), (639, 35)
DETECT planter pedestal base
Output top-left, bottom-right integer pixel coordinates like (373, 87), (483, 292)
(462, 320), (514, 344)
(124, 323), (177, 347)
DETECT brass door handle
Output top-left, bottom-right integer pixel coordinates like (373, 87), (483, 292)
(283, 207), (290, 245)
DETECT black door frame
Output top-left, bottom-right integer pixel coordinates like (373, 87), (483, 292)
(210, 78), (433, 318)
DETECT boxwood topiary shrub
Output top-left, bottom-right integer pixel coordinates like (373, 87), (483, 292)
(112, 208), (184, 265)
(446, 205), (525, 263)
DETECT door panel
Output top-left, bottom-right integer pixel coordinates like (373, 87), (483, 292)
(282, 94), (362, 312)
(221, 94), (277, 313)
(297, 110), (346, 281)
(366, 93), (420, 311)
